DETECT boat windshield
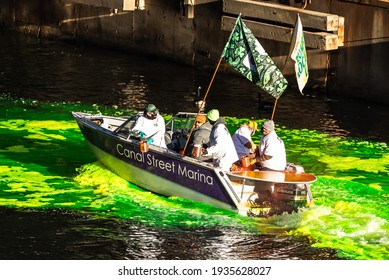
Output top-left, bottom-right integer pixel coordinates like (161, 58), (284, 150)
(114, 113), (142, 139)
(165, 112), (204, 134)
(113, 112), (206, 144)
(164, 112), (206, 152)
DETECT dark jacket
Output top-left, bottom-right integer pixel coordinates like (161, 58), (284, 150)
(185, 122), (212, 157)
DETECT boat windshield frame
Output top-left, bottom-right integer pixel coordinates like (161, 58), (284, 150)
(165, 112), (206, 135)
(112, 111), (206, 142)
(113, 113), (142, 139)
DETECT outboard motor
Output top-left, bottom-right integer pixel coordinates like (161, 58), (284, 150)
(272, 163), (313, 214)
(247, 163), (314, 217)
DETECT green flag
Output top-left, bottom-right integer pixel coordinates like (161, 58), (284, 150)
(222, 15), (288, 99)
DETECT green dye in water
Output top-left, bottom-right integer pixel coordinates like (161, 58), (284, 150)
(1, 96), (388, 259)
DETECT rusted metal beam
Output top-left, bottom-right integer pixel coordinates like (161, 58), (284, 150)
(184, 0), (219, 4)
(184, 0), (220, 18)
(223, 0), (342, 32)
(338, 0), (389, 9)
(66, 0), (123, 9)
(221, 15), (340, 50)
(65, 0), (145, 11)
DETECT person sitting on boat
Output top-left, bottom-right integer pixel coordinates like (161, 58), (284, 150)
(232, 120), (258, 159)
(132, 103), (167, 148)
(254, 120), (286, 171)
(185, 114), (212, 160)
(203, 109), (239, 171)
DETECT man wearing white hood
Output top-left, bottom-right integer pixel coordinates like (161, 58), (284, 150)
(203, 109), (238, 171)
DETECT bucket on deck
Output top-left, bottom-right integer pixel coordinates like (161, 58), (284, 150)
(192, 144), (203, 157)
(139, 140), (149, 153)
(241, 156), (250, 168)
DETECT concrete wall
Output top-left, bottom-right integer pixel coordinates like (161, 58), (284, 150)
(308, 0), (389, 102)
(58, 0), (227, 67)
(0, 0), (388, 104)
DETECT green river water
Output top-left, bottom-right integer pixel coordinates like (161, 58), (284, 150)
(1, 95), (388, 260)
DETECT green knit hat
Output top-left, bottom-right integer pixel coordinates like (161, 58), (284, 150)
(207, 109), (219, 122)
(145, 104), (157, 112)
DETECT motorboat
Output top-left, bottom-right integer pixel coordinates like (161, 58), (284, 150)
(72, 111), (316, 217)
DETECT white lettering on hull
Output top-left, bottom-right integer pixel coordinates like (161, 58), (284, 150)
(116, 143), (214, 186)
(178, 165), (213, 185)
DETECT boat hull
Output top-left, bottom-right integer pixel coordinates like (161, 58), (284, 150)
(73, 113), (243, 212)
(72, 111), (315, 217)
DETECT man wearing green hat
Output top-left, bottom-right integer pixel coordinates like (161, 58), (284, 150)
(203, 109), (238, 171)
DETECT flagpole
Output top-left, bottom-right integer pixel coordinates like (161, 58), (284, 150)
(271, 15), (297, 121)
(270, 98), (278, 121)
(271, 54), (290, 121)
(181, 55), (224, 155)
(271, 57), (290, 121)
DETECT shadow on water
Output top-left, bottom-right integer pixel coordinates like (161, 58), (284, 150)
(0, 207), (341, 260)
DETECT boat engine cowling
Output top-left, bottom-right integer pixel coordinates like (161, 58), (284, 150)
(273, 163), (311, 212)
(285, 162), (305, 173)
(247, 163), (313, 217)
(276, 163), (307, 201)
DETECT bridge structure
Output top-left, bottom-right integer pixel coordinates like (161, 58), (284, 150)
(1, 0), (388, 103)
(68, 0), (345, 51)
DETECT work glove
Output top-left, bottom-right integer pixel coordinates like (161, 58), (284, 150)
(139, 131), (146, 137)
(250, 141), (257, 151)
(147, 138), (154, 144)
(202, 149), (208, 155)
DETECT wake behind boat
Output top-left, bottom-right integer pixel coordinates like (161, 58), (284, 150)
(72, 111), (316, 217)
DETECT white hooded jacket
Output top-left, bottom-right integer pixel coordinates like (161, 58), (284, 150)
(259, 130), (286, 171)
(132, 114), (167, 148)
(207, 119), (238, 171)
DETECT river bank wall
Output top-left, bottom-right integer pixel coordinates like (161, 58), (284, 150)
(0, 0), (388, 104)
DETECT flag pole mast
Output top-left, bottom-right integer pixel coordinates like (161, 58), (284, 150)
(271, 13), (301, 121)
(181, 56), (223, 155)
(271, 27), (293, 121)
(197, 56), (224, 115)
(271, 58), (290, 121)
(270, 98), (278, 120)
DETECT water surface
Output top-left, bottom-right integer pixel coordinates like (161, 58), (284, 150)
(0, 30), (388, 260)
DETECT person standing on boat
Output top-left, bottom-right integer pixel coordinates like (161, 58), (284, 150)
(185, 114), (212, 159)
(232, 120), (258, 158)
(203, 109), (239, 171)
(132, 104), (167, 148)
(255, 120), (286, 171)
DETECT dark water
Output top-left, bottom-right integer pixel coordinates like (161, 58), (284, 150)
(0, 30), (388, 260)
